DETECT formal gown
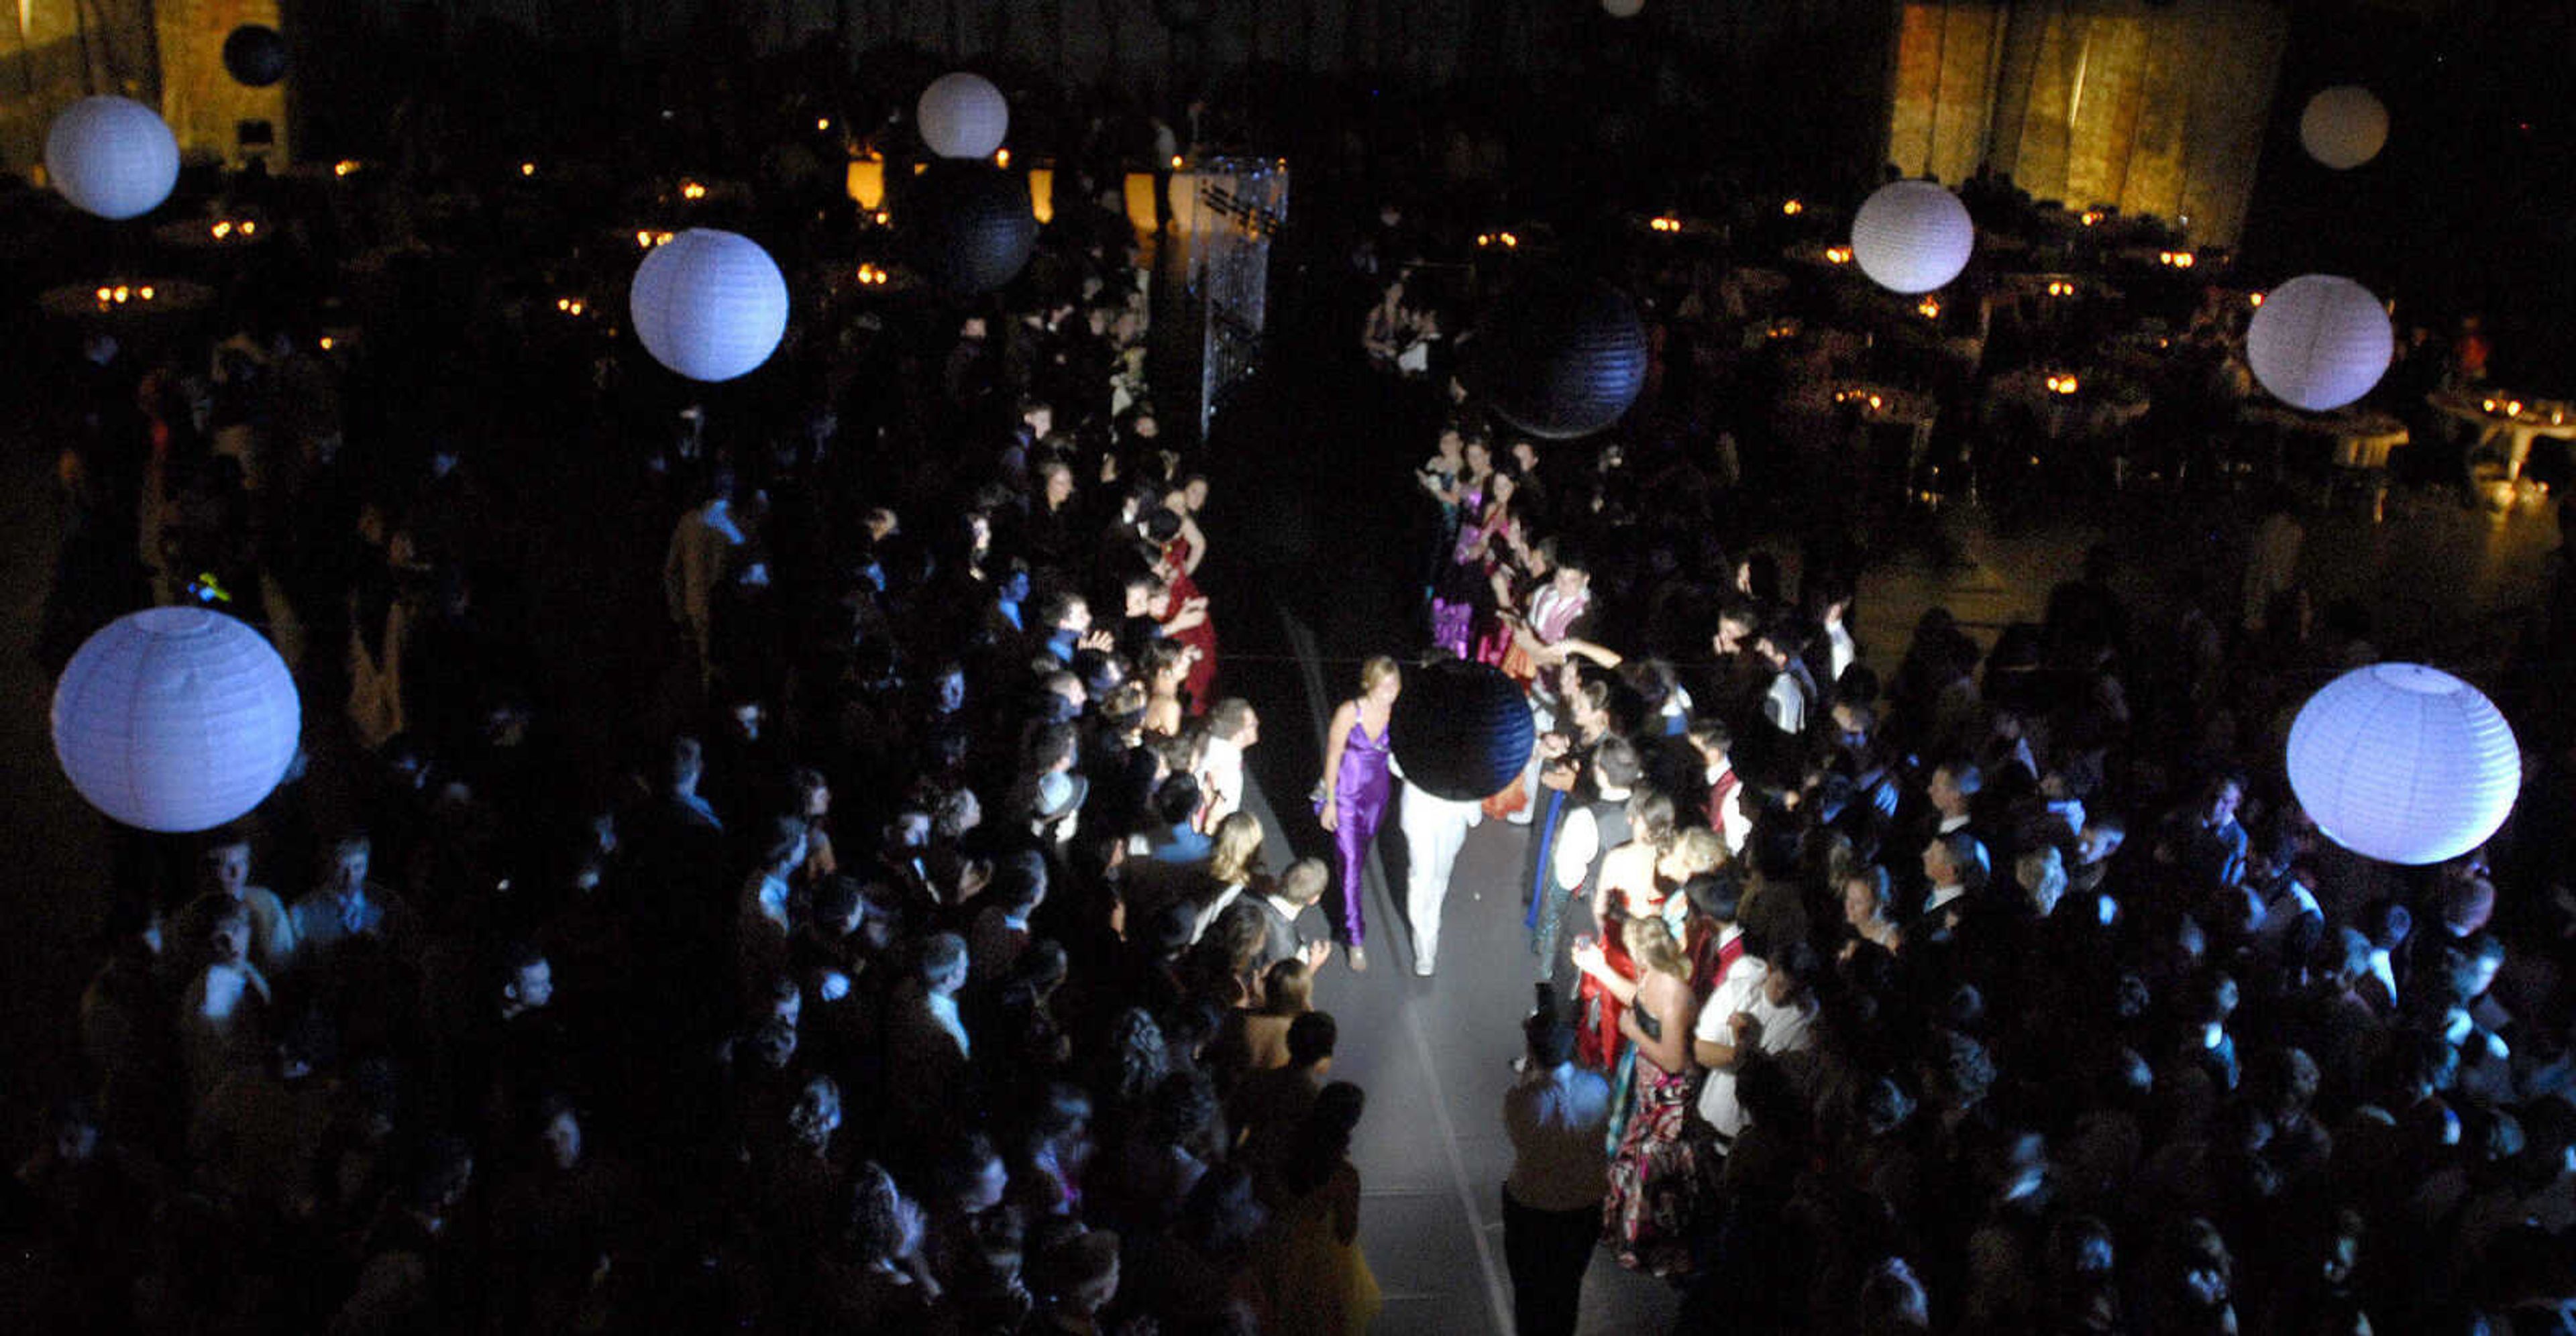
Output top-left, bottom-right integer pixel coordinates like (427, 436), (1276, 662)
(1328, 709), (1393, 946)
(1262, 1164), (1383, 1335)
(1603, 1056), (1713, 1279)
(1428, 482), (1489, 659)
(1163, 535), (1220, 714)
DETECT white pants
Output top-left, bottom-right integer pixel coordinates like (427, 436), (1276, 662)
(1400, 781), (1483, 970)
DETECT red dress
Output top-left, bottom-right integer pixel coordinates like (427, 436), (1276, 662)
(1163, 535), (1220, 714)
(1576, 904), (1648, 1071)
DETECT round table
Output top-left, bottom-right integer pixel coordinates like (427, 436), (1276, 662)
(38, 278), (216, 323)
(2430, 390), (2576, 482)
(1984, 368), (2151, 441)
(2241, 404), (2410, 469)
(152, 217), (273, 254)
(1781, 239), (1858, 272)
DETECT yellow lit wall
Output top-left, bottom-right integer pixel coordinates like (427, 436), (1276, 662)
(1887, 0), (2288, 244)
(156, 0), (291, 166)
(2, 0), (158, 172)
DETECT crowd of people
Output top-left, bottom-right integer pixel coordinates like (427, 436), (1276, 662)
(1333, 291), (2576, 1330)
(7, 36), (2576, 1336)
(2, 95), (1425, 1332)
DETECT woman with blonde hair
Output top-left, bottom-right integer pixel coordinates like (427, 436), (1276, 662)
(1574, 915), (1709, 1277)
(1190, 812), (1268, 942)
(1316, 657), (1401, 970)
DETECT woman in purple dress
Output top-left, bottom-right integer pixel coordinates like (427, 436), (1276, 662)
(1316, 656), (1401, 971)
(1426, 439), (1495, 658)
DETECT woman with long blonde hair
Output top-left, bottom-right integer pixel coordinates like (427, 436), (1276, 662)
(1316, 657), (1401, 971)
(1574, 915), (1710, 1278)
(1190, 812), (1268, 942)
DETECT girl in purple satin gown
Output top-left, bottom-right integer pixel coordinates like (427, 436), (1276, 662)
(1317, 657), (1401, 971)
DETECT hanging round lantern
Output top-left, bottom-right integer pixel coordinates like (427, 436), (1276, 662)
(1391, 659), (1536, 802)
(52, 607), (301, 834)
(902, 161), (1038, 296)
(2287, 663), (2518, 865)
(1472, 275), (1649, 440)
(1602, 0), (1646, 16)
(44, 96), (180, 221)
(629, 228), (790, 383)
(917, 72), (1009, 161)
(221, 25), (289, 88)
(1850, 180), (1974, 295)
(2245, 274), (2392, 412)
(2300, 86), (2388, 171)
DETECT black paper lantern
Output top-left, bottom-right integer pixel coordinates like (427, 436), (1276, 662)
(221, 25), (288, 89)
(1471, 276), (1648, 440)
(1391, 659), (1536, 802)
(902, 162), (1038, 296)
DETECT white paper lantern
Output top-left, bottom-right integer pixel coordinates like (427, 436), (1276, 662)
(1850, 180), (1974, 295)
(1602, 0), (1646, 17)
(44, 95), (180, 221)
(2287, 663), (2520, 866)
(2246, 274), (2392, 412)
(2300, 86), (2388, 171)
(918, 72), (1009, 161)
(629, 229), (790, 383)
(52, 607), (301, 834)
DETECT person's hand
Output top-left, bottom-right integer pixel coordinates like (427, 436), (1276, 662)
(1570, 940), (1605, 975)
(1303, 940), (1333, 970)
(1318, 799), (1339, 833)
(1541, 760), (1578, 792)
(1540, 730), (1570, 759)
(1078, 629), (1116, 654)
(957, 860), (992, 901)
(1728, 1011), (1762, 1047)
(1183, 596), (1209, 614)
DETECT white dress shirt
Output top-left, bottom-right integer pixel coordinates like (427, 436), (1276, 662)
(1704, 762), (1752, 856)
(1764, 671), (1807, 734)
(1692, 958), (1819, 1138)
(1197, 736), (1245, 830)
